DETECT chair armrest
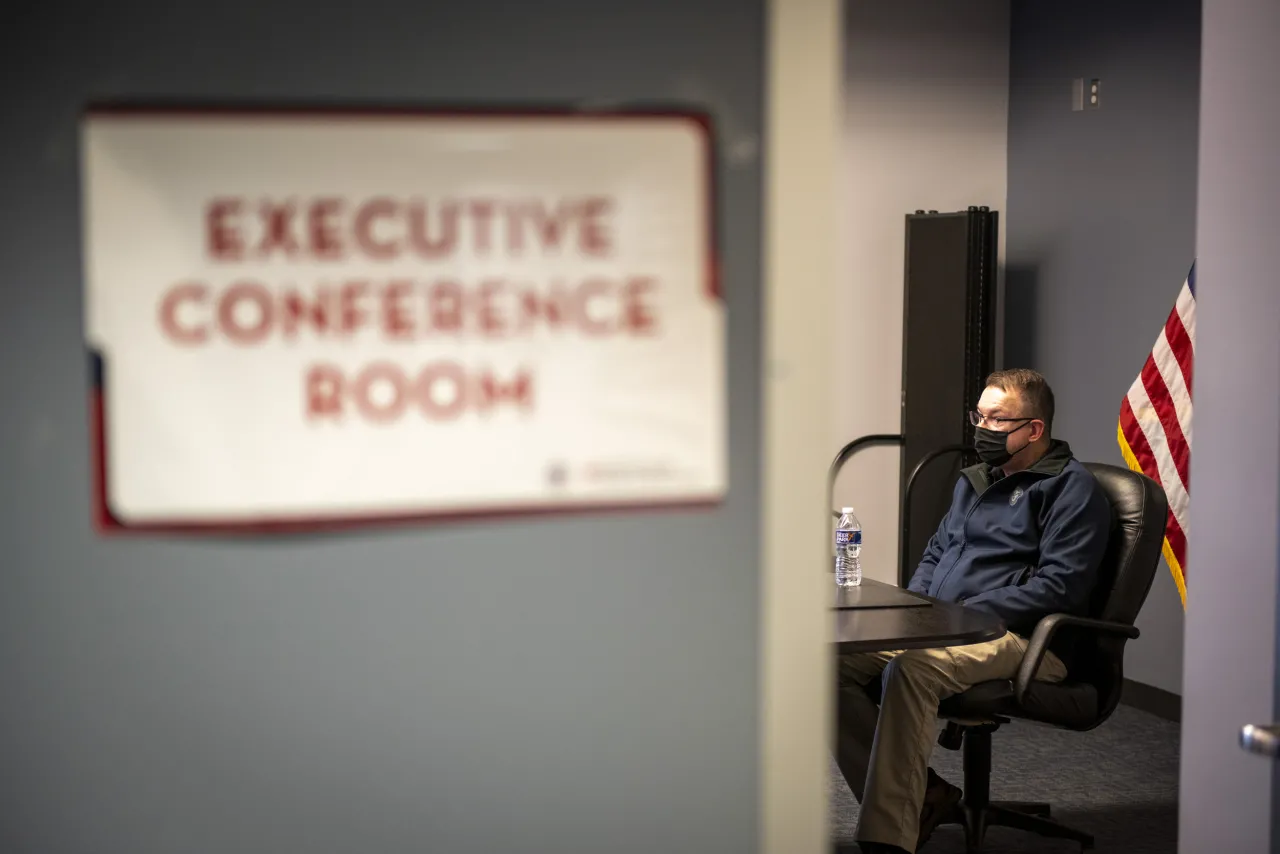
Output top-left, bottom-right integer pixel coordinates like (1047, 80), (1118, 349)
(1014, 613), (1140, 704)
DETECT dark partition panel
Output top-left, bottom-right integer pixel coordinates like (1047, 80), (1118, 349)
(899, 208), (998, 585)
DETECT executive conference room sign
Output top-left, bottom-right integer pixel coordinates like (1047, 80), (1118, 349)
(81, 106), (725, 531)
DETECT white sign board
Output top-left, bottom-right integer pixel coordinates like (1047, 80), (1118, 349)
(82, 107), (725, 531)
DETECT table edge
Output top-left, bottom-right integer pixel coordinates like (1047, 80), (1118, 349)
(833, 623), (1008, 654)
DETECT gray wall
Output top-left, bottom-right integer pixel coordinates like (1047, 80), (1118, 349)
(1180, 2), (1280, 848)
(1006, 0), (1200, 695)
(836, 0), (1010, 585)
(0, 4), (764, 853)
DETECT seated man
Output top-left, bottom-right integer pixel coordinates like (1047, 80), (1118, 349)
(836, 369), (1112, 854)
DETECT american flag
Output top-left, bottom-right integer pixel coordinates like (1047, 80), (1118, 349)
(1117, 263), (1195, 608)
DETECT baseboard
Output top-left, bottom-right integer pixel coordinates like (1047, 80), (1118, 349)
(1121, 678), (1181, 722)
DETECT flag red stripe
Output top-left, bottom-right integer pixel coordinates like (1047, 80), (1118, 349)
(1124, 393), (1189, 573)
(1163, 304), (1195, 395)
(1121, 269), (1195, 598)
(1140, 356), (1191, 488)
(1120, 396), (1160, 477)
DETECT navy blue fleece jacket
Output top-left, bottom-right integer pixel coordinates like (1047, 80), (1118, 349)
(907, 440), (1112, 638)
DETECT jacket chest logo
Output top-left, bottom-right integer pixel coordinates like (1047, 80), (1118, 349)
(1009, 487), (1024, 506)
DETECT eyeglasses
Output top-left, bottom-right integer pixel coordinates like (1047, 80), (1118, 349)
(968, 411), (1034, 428)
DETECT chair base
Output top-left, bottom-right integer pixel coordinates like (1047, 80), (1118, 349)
(937, 724), (1095, 852)
(941, 800), (1094, 852)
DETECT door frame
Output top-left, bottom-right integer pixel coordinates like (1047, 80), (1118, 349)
(760, 1), (842, 852)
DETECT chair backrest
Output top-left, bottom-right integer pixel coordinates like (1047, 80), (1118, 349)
(1076, 462), (1169, 717)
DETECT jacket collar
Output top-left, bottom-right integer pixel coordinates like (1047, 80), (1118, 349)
(962, 439), (1074, 493)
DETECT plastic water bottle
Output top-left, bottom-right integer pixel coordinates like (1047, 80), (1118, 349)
(835, 507), (862, 587)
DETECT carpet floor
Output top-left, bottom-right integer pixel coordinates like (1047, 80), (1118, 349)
(830, 704), (1179, 853)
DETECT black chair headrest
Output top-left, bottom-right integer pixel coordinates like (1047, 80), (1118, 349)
(1082, 462), (1169, 626)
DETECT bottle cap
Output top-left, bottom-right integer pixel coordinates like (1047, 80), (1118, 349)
(841, 507), (854, 513)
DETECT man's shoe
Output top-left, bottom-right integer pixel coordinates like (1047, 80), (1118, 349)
(916, 770), (963, 850)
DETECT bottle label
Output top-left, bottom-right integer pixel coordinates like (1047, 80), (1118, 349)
(836, 530), (862, 547)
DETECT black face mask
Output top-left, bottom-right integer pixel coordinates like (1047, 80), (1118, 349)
(973, 420), (1032, 467)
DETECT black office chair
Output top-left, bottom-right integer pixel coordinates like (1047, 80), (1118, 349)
(930, 462), (1168, 852)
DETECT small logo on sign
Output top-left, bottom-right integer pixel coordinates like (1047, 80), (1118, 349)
(1010, 487), (1024, 506)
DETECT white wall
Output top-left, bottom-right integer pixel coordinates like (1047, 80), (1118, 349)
(835, 0), (1010, 583)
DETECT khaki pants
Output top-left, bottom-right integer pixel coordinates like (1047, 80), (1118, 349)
(835, 633), (1067, 852)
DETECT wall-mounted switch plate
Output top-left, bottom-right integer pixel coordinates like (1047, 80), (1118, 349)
(1072, 78), (1102, 111)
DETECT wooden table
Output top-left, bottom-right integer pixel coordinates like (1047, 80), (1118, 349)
(832, 578), (1006, 653)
